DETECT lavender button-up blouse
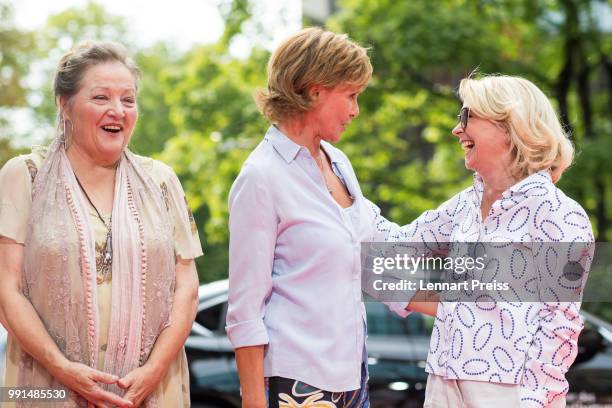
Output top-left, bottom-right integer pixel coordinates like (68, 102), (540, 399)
(226, 126), (408, 392)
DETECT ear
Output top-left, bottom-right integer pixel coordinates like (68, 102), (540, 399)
(308, 85), (322, 100)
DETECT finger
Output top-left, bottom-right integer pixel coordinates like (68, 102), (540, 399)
(96, 389), (134, 408)
(116, 376), (132, 390)
(123, 389), (136, 404)
(124, 389), (146, 408)
(91, 370), (120, 384)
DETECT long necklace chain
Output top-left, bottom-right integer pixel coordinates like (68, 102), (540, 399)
(315, 150), (354, 202)
(315, 152), (334, 194)
(74, 174), (113, 267)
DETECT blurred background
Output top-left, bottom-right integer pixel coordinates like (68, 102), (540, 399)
(1, 0), (611, 406)
(2, 0), (609, 318)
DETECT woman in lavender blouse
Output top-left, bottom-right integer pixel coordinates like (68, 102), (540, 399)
(375, 75), (594, 407)
(224, 27), (407, 408)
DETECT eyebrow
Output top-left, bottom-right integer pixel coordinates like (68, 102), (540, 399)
(90, 86), (136, 93)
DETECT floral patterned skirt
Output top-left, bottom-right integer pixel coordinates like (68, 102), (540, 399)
(267, 363), (369, 408)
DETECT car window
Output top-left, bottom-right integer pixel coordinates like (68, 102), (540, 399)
(195, 301), (227, 334)
(365, 302), (428, 336)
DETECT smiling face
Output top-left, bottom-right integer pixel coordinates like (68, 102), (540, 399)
(62, 61), (138, 166)
(452, 107), (513, 178)
(307, 84), (362, 142)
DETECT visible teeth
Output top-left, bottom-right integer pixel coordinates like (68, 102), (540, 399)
(102, 125), (122, 133)
(460, 140), (475, 152)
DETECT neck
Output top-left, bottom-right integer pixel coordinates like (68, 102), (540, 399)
(480, 169), (516, 203)
(277, 118), (322, 158)
(66, 145), (118, 185)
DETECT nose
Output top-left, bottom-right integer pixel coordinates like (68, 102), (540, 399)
(107, 99), (126, 118)
(451, 122), (463, 137)
(350, 101), (360, 119)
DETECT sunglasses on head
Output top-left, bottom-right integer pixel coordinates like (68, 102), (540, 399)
(457, 106), (470, 130)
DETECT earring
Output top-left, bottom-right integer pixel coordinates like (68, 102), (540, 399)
(62, 117), (73, 149)
(61, 118), (67, 149)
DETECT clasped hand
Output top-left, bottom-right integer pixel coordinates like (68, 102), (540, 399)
(55, 361), (162, 408)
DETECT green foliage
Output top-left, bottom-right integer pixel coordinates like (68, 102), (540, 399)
(0, 1), (33, 109)
(0, 0), (34, 151)
(130, 43), (180, 156)
(0, 137), (27, 164)
(155, 43), (269, 280)
(32, 1), (131, 126)
(1, 0), (610, 325)
(325, 0), (611, 235)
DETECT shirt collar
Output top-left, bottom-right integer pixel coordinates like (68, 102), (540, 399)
(265, 125), (345, 165)
(472, 169), (553, 204)
(320, 140), (344, 165)
(266, 125), (302, 163)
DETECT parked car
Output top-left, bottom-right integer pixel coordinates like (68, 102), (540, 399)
(187, 279), (612, 407)
(187, 279), (432, 407)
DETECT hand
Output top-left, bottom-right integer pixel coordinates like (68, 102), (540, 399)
(117, 364), (164, 407)
(51, 360), (133, 408)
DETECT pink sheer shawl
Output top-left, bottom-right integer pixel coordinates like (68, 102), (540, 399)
(19, 137), (176, 407)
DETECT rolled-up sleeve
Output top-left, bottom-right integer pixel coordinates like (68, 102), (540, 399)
(225, 162), (277, 348)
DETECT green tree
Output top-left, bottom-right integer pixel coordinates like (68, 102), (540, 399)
(130, 43), (180, 156)
(32, 1), (131, 126)
(157, 41), (269, 281)
(327, 0), (610, 239)
(328, 0), (610, 318)
(0, 1), (34, 159)
(30, 1), (180, 157)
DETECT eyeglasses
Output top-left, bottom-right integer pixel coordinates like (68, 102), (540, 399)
(457, 106), (470, 130)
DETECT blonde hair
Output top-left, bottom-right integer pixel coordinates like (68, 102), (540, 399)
(458, 74), (574, 183)
(256, 27), (372, 123)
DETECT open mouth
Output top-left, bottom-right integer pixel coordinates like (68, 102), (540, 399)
(101, 124), (123, 134)
(460, 139), (475, 153)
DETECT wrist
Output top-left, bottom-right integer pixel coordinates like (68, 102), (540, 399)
(142, 358), (167, 381)
(45, 352), (70, 379)
(241, 386), (267, 403)
(241, 392), (267, 408)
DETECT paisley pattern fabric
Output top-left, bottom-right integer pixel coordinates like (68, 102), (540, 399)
(372, 170), (594, 407)
(268, 364), (369, 408)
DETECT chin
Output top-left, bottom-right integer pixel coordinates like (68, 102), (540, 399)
(324, 133), (342, 143)
(97, 143), (126, 161)
(463, 158), (472, 170)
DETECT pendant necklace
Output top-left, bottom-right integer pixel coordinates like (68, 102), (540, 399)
(315, 152), (333, 195)
(315, 150), (355, 202)
(74, 174), (113, 266)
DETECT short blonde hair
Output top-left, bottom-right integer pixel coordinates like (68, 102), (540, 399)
(256, 27), (372, 123)
(458, 75), (574, 183)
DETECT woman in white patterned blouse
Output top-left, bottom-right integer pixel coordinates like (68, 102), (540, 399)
(373, 75), (594, 408)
